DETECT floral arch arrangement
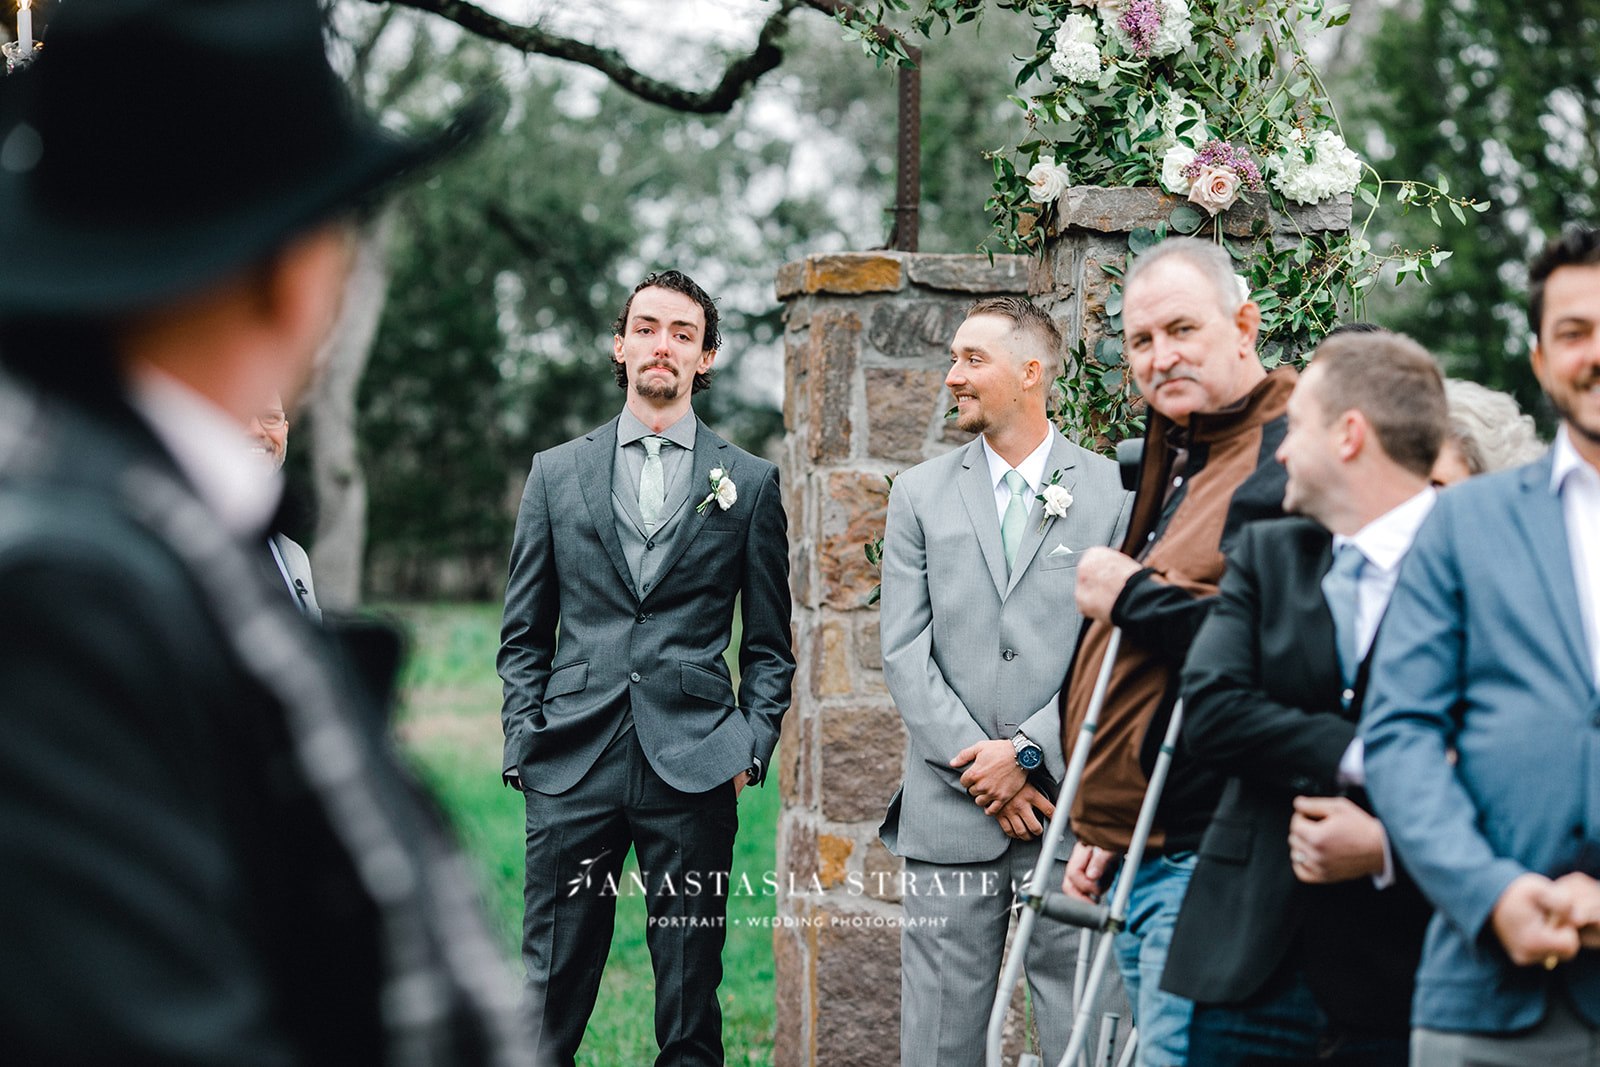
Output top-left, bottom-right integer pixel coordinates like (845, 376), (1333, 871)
(838, 0), (1485, 437)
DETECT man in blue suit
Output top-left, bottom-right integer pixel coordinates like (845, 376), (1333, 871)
(1363, 226), (1600, 1064)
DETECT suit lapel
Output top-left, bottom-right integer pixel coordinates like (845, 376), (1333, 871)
(642, 420), (729, 603)
(576, 418), (638, 599)
(1005, 431), (1079, 598)
(956, 441), (1008, 599)
(1511, 458), (1595, 687)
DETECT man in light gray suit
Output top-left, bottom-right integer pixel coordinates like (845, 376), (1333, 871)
(249, 391), (321, 622)
(1363, 226), (1600, 1064)
(880, 296), (1133, 1065)
(499, 269), (795, 1067)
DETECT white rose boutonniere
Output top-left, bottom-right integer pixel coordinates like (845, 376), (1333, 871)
(1035, 470), (1073, 530)
(696, 467), (737, 515)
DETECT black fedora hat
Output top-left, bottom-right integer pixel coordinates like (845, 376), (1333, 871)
(0, 0), (487, 317)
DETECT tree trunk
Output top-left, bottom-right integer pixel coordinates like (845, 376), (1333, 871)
(304, 210), (394, 610)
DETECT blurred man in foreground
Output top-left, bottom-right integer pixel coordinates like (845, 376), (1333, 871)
(0, 1), (527, 1062)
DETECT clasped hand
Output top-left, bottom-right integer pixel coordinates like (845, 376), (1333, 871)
(951, 739), (1049, 840)
(1491, 871), (1600, 968)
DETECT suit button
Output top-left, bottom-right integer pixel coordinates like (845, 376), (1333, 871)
(1342, 688), (1355, 704)
(630, 672), (642, 683)
(1002, 649), (1016, 661)
(636, 612), (649, 624)
(646, 540), (655, 550)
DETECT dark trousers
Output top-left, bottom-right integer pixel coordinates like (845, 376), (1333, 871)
(1187, 964), (1409, 1067)
(521, 727), (738, 1067)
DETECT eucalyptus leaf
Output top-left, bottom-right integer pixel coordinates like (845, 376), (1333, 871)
(1169, 205), (1205, 234)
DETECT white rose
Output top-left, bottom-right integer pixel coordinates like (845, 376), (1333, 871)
(1187, 164), (1243, 215)
(1026, 156), (1073, 204)
(1268, 128), (1363, 204)
(1041, 484), (1074, 518)
(708, 467), (725, 483)
(1160, 143), (1196, 194)
(715, 477), (737, 510)
(1049, 13), (1101, 84)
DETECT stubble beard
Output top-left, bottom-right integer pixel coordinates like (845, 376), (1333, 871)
(634, 372), (682, 402)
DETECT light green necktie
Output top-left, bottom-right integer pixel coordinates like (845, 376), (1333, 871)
(640, 435), (666, 531)
(1001, 470), (1028, 572)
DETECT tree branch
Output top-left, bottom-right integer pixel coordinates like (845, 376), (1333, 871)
(369, 0), (829, 113)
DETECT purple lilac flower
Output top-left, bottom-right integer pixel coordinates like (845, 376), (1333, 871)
(1181, 139), (1265, 191)
(1117, 0), (1162, 58)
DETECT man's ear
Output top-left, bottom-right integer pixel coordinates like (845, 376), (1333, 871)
(1235, 300), (1263, 354)
(1530, 337), (1546, 384)
(1020, 356), (1044, 391)
(1338, 409), (1367, 462)
(698, 348), (718, 375)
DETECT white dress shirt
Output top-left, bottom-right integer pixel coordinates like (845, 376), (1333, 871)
(981, 431), (1054, 523)
(125, 364), (281, 538)
(1552, 427), (1600, 689)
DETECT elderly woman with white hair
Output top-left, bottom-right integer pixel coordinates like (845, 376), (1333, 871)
(1430, 378), (1547, 485)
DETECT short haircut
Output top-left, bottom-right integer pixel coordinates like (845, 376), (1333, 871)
(1323, 321), (1383, 338)
(611, 269), (719, 394)
(1442, 378), (1546, 475)
(1527, 226), (1600, 339)
(1306, 330), (1447, 479)
(1122, 236), (1244, 317)
(965, 296), (1063, 368)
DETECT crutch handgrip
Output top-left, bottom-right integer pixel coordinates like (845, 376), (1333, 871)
(1035, 892), (1112, 932)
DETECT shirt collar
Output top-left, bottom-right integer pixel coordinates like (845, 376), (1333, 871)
(1332, 487), (1437, 573)
(982, 430), (1054, 494)
(618, 407), (697, 450)
(124, 364), (281, 538)
(1551, 425), (1597, 493)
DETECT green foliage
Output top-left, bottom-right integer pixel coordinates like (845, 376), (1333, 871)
(1353, 0), (1599, 415)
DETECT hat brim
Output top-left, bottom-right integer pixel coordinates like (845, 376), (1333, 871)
(0, 101), (489, 318)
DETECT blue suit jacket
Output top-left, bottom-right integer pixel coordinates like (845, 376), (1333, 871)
(1362, 451), (1600, 1033)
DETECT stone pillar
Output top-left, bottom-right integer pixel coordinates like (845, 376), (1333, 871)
(774, 252), (1029, 1067)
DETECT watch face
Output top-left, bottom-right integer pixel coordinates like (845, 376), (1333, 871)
(1018, 745), (1043, 770)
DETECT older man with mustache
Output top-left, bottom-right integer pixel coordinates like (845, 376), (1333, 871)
(1058, 236), (1297, 1066)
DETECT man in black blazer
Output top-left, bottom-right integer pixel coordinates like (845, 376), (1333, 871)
(1161, 331), (1449, 1064)
(0, 2), (528, 1063)
(499, 269), (795, 1066)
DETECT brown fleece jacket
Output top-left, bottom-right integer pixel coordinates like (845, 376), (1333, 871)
(1062, 367), (1296, 853)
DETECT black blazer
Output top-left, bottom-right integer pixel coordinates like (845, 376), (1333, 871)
(1160, 517), (1430, 1034)
(0, 388), (519, 1064)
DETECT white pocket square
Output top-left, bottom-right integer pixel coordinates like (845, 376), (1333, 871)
(1047, 543), (1075, 558)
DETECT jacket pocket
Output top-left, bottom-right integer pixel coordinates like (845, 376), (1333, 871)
(544, 661), (589, 700)
(681, 661), (735, 706)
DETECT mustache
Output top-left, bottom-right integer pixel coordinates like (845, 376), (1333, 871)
(1148, 371), (1198, 389)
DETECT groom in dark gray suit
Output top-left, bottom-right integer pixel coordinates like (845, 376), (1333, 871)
(499, 269), (794, 1066)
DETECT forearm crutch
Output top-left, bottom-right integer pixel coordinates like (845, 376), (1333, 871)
(985, 628), (1123, 1067)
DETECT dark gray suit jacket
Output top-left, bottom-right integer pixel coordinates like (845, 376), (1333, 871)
(499, 414), (795, 795)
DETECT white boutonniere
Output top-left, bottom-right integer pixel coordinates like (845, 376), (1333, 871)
(1036, 470), (1073, 530)
(696, 466), (737, 514)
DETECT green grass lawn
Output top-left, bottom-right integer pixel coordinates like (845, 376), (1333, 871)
(387, 602), (777, 1066)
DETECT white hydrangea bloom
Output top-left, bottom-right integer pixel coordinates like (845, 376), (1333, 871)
(1268, 128), (1364, 205)
(1160, 143), (1196, 194)
(1160, 92), (1206, 148)
(1103, 0), (1193, 60)
(1049, 13), (1101, 84)
(1026, 156), (1074, 204)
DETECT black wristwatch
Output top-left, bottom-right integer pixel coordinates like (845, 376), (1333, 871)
(1012, 732), (1043, 771)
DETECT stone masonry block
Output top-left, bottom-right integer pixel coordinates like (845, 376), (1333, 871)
(806, 307), (861, 463)
(818, 471), (890, 610)
(855, 616), (882, 671)
(863, 367), (945, 465)
(814, 917), (901, 1067)
(772, 922), (812, 1067)
(817, 834), (854, 889)
(905, 254), (1031, 294)
(811, 618), (852, 698)
(862, 840), (903, 903)
(819, 705), (906, 824)
(865, 299), (967, 362)
(802, 253), (906, 295)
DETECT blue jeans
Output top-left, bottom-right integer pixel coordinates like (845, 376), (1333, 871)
(1187, 965), (1408, 1066)
(1111, 851), (1196, 1067)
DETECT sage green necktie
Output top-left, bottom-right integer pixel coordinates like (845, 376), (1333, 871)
(1001, 470), (1028, 572)
(640, 435), (665, 532)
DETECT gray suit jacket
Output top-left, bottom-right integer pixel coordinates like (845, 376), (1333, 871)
(499, 414), (795, 795)
(1363, 451), (1600, 1033)
(270, 532), (321, 623)
(879, 430), (1132, 864)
